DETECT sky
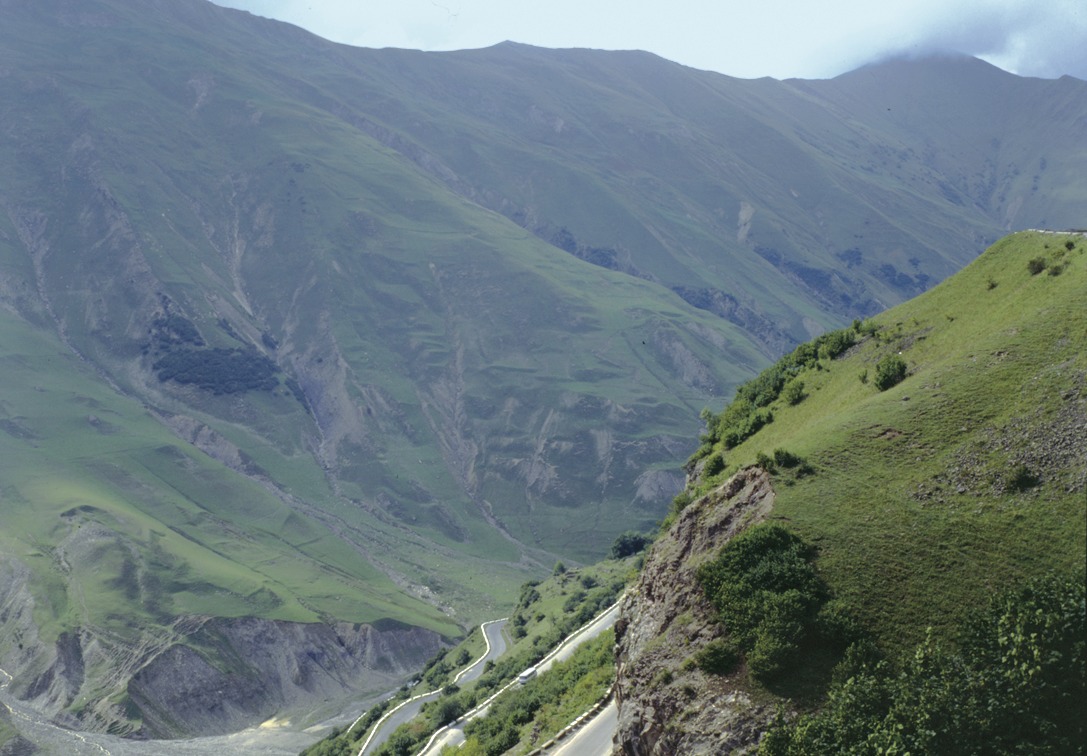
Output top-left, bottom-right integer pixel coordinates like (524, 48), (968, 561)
(212, 0), (1087, 81)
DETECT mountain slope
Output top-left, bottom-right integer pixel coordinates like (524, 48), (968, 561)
(614, 231), (1087, 753)
(0, 0), (1084, 740)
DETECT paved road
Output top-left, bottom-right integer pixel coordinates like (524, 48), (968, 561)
(538, 602), (620, 673)
(421, 600), (622, 755)
(548, 700), (617, 756)
(358, 619), (508, 756)
(454, 619), (508, 685)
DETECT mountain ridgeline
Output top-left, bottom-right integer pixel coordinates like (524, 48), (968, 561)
(0, 0), (1084, 743)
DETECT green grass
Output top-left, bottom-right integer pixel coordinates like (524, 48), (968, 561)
(2, 2), (1085, 735)
(0, 311), (461, 644)
(690, 231), (1087, 655)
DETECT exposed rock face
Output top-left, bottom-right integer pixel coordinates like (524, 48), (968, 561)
(613, 468), (777, 755)
(0, 556), (443, 740)
(127, 617), (444, 738)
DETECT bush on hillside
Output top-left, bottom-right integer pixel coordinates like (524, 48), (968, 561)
(873, 354), (907, 391)
(782, 380), (806, 406)
(610, 531), (651, 559)
(703, 451), (727, 477)
(693, 638), (742, 675)
(697, 524), (830, 683)
(760, 573), (1086, 755)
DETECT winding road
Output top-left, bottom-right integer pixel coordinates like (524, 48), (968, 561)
(419, 600), (622, 755)
(547, 700), (617, 756)
(356, 618), (509, 756)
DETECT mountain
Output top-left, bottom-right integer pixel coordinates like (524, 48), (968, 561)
(0, 0), (1084, 740)
(614, 231), (1087, 753)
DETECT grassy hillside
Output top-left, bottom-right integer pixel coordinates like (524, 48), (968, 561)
(0, 309), (461, 640)
(0, 0), (1084, 737)
(688, 231), (1086, 653)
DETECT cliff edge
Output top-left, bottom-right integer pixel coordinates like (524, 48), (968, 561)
(613, 467), (777, 755)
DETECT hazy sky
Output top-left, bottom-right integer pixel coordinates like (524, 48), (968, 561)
(212, 0), (1087, 80)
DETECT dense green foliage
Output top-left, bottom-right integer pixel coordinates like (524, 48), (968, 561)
(153, 347), (279, 394)
(761, 574), (1085, 755)
(692, 638), (742, 675)
(696, 328), (855, 455)
(610, 531), (652, 559)
(697, 525), (842, 682)
(872, 354), (908, 391)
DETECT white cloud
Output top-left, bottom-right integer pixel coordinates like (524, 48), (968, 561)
(213, 0), (1087, 80)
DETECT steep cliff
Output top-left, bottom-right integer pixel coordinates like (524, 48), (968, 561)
(0, 555), (443, 739)
(614, 468), (777, 755)
(126, 617), (444, 738)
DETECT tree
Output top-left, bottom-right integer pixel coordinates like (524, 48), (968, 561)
(610, 532), (651, 559)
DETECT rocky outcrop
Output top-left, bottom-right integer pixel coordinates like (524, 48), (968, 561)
(0, 555), (443, 740)
(613, 468), (777, 755)
(126, 617), (444, 738)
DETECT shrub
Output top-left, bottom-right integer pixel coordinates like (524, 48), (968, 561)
(610, 532), (651, 559)
(873, 354), (907, 391)
(670, 491), (693, 516)
(703, 451), (727, 477)
(760, 574), (1085, 755)
(517, 582), (540, 609)
(772, 448), (803, 469)
(1027, 256), (1047, 275)
(782, 380), (805, 406)
(697, 525), (829, 683)
(694, 638), (741, 675)
(1005, 463), (1040, 492)
(818, 329), (855, 360)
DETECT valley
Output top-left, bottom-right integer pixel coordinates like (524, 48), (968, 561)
(0, 0), (1083, 749)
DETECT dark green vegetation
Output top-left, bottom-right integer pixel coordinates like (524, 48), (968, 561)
(680, 231), (1085, 745)
(872, 354), (908, 391)
(153, 347), (279, 394)
(609, 531), (653, 559)
(698, 525), (845, 685)
(761, 574), (1085, 755)
(0, 0), (1084, 739)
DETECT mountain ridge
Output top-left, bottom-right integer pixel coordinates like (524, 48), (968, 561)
(0, 0), (1084, 743)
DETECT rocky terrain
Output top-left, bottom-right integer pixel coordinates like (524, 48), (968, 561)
(614, 468), (777, 755)
(0, 554), (443, 739)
